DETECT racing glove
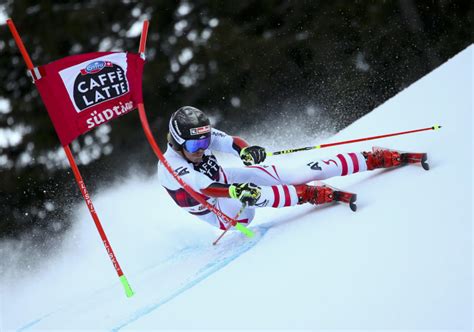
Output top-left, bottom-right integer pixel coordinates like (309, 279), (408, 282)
(228, 183), (262, 206)
(240, 146), (266, 166)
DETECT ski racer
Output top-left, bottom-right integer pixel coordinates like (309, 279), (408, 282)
(158, 106), (422, 230)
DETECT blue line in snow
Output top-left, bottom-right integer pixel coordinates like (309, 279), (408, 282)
(16, 225), (269, 331)
(17, 313), (53, 332)
(112, 225), (269, 331)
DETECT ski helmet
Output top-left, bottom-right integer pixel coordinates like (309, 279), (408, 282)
(168, 106), (212, 152)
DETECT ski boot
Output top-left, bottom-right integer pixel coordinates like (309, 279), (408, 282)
(364, 147), (429, 171)
(296, 184), (357, 212)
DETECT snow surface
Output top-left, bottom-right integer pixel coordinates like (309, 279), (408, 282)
(1, 45), (472, 331)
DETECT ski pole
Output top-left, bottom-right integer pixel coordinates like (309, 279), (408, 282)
(213, 203), (249, 246)
(267, 125), (442, 157)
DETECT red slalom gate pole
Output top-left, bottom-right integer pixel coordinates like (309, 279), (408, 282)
(7, 18), (134, 297)
(267, 125), (442, 157)
(138, 19), (149, 54)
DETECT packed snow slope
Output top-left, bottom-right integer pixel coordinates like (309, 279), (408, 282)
(2, 45), (472, 331)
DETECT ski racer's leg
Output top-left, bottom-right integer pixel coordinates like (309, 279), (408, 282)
(216, 149), (412, 212)
(218, 153), (367, 209)
(222, 152), (368, 185)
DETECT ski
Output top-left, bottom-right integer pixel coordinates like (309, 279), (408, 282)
(402, 152), (430, 170)
(334, 189), (358, 212)
(373, 146), (429, 171)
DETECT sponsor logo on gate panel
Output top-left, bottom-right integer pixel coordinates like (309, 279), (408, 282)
(73, 62), (128, 111)
(80, 61), (112, 75)
(59, 53), (130, 113)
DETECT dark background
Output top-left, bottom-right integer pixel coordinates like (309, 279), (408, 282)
(0, 0), (472, 243)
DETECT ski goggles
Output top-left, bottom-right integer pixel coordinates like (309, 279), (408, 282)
(183, 136), (211, 153)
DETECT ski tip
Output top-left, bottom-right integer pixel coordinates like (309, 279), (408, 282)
(350, 203), (357, 212)
(349, 195), (357, 212)
(421, 154), (430, 171)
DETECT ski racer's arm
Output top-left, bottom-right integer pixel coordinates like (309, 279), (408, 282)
(201, 182), (261, 206)
(210, 128), (266, 165)
(231, 136), (249, 154)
